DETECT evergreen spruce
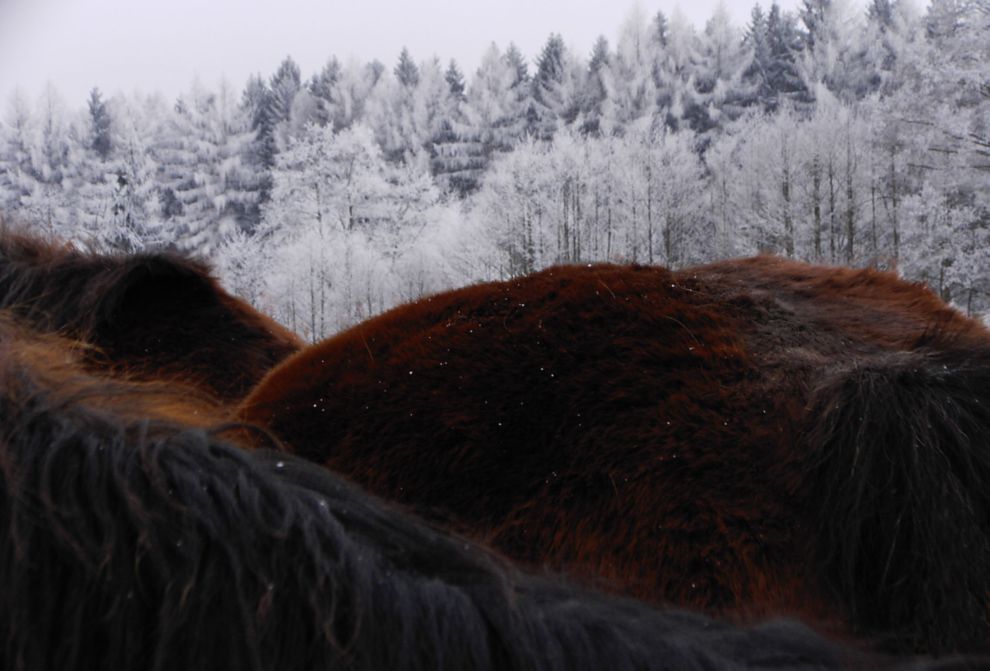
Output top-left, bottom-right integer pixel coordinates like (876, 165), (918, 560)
(87, 88), (112, 160)
(395, 48), (420, 88)
(445, 60), (467, 101)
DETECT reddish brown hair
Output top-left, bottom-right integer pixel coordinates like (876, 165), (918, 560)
(241, 258), (990, 653)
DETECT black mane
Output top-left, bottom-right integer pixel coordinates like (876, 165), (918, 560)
(0, 229), (300, 401)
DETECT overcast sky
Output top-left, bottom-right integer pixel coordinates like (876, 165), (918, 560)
(0, 0), (867, 105)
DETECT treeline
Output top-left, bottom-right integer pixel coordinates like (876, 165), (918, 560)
(0, 0), (987, 339)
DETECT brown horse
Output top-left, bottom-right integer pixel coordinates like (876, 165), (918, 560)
(240, 257), (990, 654)
(0, 229), (301, 402)
(0, 313), (882, 671)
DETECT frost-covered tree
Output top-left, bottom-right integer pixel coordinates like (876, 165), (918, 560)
(394, 47), (420, 87)
(447, 42), (528, 189)
(466, 43), (521, 154)
(445, 60), (467, 102)
(652, 9), (707, 132)
(309, 57), (342, 128)
(87, 88), (112, 160)
(430, 59), (483, 194)
(330, 59), (386, 132)
(368, 52), (453, 166)
(578, 35), (612, 135)
(607, 7), (658, 128)
(14, 85), (77, 239)
(743, 4), (773, 108)
(0, 91), (39, 216)
(0, 7), (987, 317)
(473, 125), (708, 274)
(530, 34), (584, 139)
(99, 93), (167, 249)
(763, 3), (809, 109)
(694, 3), (753, 139)
(260, 123), (444, 339)
(268, 56), (303, 151)
(154, 80), (257, 252)
(799, 0), (878, 101)
(531, 34), (566, 138)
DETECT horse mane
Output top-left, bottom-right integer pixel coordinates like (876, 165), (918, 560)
(804, 342), (990, 652)
(0, 316), (860, 671)
(0, 228), (205, 335)
(0, 227), (301, 401)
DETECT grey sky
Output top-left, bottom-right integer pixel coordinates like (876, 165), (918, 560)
(0, 0), (861, 105)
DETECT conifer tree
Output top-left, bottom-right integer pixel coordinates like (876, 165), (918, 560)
(87, 88), (112, 160)
(800, 0), (833, 50)
(395, 47), (420, 87)
(464, 43), (527, 163)
(610, 8), (659, 128)
(743, 4), (773, 107)
(502, 43), (535, 141)
(267, 57), (302, 151)
(504, 43), (530, 86)
(694, 3), (752, 136)
(309, 57), (342, 127)
(445, 60), (467, 101)
(764, 3), (809, 109)
(581, 35), (612, 134)
(531, 34), (578, 139)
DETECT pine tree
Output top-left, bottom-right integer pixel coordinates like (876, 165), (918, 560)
(656, 10), (703, 132)
(504, 43), (530, 87)
(75, 88), (124, 245)
(395, 47), (420, 88)
(268, 57), (302, 151)
(431, 60), (482, 194)
(309, 57), (342, 127)
(534, 34), (566, 96)
(743, 4), (773, 108)
(800, 0), (833, 50)
(465, 43), (527, 161)
(17, 84), (76, 239)
(87, 88), (112, 160)
(799, 0), (879, 100)
(239, 75), (276, 227)
(764, 3), (809, 109)
(155, 80), (257, 253)
(330, 60), (387, 132)
(445, 60), (467, 101)
(610, 8), (659, 128)
(531, 34), (579, 138)
(0, 91), (38, 215)
(99, 93), (166, 249)
(580, 35), (611, 134)
(694, 3), (752, 137)
(654, 11), (670, 48)
(269, 57), (302, 124)
(502, 43), (535, 141)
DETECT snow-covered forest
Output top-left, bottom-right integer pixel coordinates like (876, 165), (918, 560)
(0, 0), (987, 340)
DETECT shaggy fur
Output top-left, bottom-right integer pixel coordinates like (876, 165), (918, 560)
(805, 347), (990, 653)
(0, 321), (865, 671)
(0, 229), (301, 401)
(240, 258), (990, 653)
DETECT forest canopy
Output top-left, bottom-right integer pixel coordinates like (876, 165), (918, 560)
(0, 0), (987, 340)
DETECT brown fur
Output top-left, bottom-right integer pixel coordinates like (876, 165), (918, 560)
(0, 311), (881, 671)
(0, 229), (302, 402)
(240, 258), (990, 653)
